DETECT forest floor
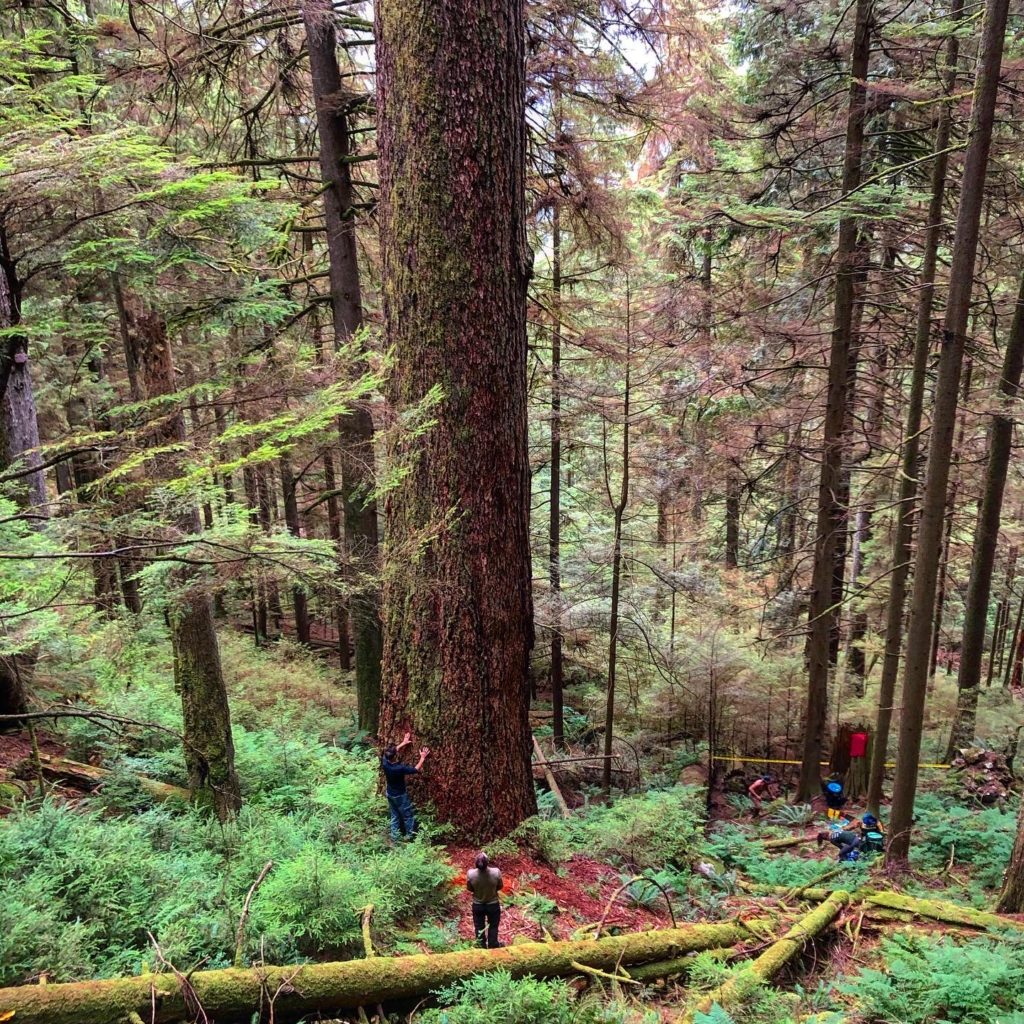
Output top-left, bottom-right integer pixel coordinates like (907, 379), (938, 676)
(444, 845), (674, 943)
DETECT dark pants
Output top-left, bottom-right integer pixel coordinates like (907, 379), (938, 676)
(472, 901), (501, 948)
(834, 834), (862, 862)
(387, 792), (417, 840)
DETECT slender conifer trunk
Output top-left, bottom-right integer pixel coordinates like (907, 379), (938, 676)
(866, 0), (961, 815)
(797, 0), (873, 801)
(887, 0), (1011, 866)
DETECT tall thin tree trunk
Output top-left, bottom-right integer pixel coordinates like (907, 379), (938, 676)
(945, 275), (1024, 756)
(797, 0), (873, 802)
(322, 450), (352, 670)
(137, 310), (240, 820)
(302, 0), (382, 733)
(929, 359), (972, 688)
(280, 457), (312, 644)
(603, 287), (631, 794)
(845, 255), (892, 693)
(866, 0), (961, 816)
(375, 0), (537, 839)
(725, 472), (740, 568)
(886, 0), (1010, 866)
(549, 198), (565, 750)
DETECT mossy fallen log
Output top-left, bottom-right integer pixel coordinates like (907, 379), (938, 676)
(737, 883), (836, 902)
(15, 753), (189, 803)
(762, 834), (816, 850)
(0, 920), (774, 1024)
(866, 891), (1024, 932)
(681, 891), (851, 1023)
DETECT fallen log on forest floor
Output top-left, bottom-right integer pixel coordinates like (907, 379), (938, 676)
(738, 884), (1024, 934)
(0, 919), (776, 1024)
(865, 891), (1024, 932)
(681, 891), (851, 1023)
(532, 736), (572, 818)
(15, 753), (190, 803)
(762, 834), (817, 851)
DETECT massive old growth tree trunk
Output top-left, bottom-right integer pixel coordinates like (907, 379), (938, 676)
(375, 0), (536, 839)
(137, 310), (241, 820)
(886, 0), (1010, 866)
(302, 0), (383, 733)
(866, 0), (962, 816)
(945, 274), (1024, 757)
(797, 0), (872, 802)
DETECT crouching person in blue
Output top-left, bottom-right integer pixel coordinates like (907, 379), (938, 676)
(381, 731), (430, 841)
(818, 827), (862, 862)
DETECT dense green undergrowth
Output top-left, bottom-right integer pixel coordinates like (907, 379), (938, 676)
(4, 629), (1024, 1024)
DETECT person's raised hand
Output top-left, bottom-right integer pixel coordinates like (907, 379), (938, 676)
(402, 730), (412, 745)
(420, 747), (431, 757)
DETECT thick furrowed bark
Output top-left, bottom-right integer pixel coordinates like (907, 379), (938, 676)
(0, 921), (771, 1024)
(375, 0), (536, 838)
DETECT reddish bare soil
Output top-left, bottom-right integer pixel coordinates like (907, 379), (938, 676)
(0, 729), (84, 811)
(445, 845), (676, 944)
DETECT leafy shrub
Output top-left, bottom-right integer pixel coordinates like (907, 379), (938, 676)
(251, 846), (387, 956)
(509, 815), (572, 866)
(617, 869), (683, 909)
(911, 793), (1015, 889)
(421, 972), (580, 1024)
(765, 803), (814, 827)
(506, 889), (559, 925)
(702, 825), (868, 890)
(419, 972), (657, 1024)
(571, 786), (704, 869)
(842, 931), (1024, 1023)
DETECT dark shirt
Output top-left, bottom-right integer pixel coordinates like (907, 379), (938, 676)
(822, 780), (846, 809)
(829, 829), (860, 851)
(382, 756), (418, 797)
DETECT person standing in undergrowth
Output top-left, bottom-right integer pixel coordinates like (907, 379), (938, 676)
(381, 731), (429, 842)
(467, 852), (503, 948)
(748, 774), (780, 817)
(821, 775), (847, 821)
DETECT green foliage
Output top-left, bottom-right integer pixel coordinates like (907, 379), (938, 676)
(702, 825), (868, 889)
(0, 741), (454, 983)
(505, 888), (559, 926)
(765, 804), (815, 827)
(571, 786), (704, 870)
(843, 931), (1024, 1023)
(420, 972), (657, 1024)
(910, 793), (1016, 889)
(616, 869), (684, 910)
(415, 919), (469, 952)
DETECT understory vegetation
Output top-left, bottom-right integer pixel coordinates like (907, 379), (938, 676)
(5, 635), (1024, 1024)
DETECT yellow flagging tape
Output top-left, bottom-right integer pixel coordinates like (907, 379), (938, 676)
(711, 755), (951, 769)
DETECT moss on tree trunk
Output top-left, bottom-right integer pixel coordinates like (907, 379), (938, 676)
(0, 921), (769, 1024)
(375, 0), (536, 838)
